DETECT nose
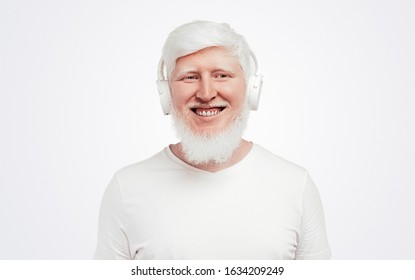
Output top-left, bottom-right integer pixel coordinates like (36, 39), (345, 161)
(196, 77), (217, 102)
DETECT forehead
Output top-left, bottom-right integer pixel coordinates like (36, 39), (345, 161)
(174, 46), (241, 71)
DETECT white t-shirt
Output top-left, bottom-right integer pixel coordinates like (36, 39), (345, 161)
(94, 144), (331, 259)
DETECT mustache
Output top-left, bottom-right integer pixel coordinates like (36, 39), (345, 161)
(187, 102), (230, 109)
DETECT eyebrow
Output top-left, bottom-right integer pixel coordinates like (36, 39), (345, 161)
(213, 67), (235, 73)
(173, 68), (198, 78)
(173, 66), (235, 78)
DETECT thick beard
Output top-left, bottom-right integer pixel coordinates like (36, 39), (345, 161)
(171, 102), (250, 165)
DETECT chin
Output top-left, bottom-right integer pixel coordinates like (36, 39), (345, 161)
(171, 103), (250, 165)
(191, 126), (227, 137)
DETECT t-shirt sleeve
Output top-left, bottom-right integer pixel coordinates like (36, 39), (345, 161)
(295, 172), (331, 260)
(93, 174), (132, 259)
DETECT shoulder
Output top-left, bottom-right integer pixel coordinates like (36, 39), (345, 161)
(112, 148), (175, 187)
(252, 144), (308, 178)
(117, 147), (170, 173)
(245, 144), (313, 198)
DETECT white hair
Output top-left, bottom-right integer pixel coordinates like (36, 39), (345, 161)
(171, 101), (250, 165)
(161, 21), (253, 80)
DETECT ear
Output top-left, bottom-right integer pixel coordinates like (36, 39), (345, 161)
(156, 58), (171, 115)
(156, 79), (171, 115)
(247, 73), (263, 110)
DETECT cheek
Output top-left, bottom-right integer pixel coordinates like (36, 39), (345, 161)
(170, 83), (197, 103)
(169, 85), (186, 107)
(224, 82), (247, 105)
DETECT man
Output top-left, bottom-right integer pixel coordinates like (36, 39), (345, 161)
(94, 21), (331, 259)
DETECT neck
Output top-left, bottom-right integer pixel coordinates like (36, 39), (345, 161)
(170, 139), (253, 173)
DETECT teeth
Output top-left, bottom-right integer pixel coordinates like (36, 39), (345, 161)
(196, 109), (220, 117)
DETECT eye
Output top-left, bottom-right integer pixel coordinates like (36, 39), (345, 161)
(214, 73), (230, 79)
(182, 75), (199, 81)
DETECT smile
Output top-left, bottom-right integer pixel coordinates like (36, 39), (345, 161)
(191, 106), (226, 117)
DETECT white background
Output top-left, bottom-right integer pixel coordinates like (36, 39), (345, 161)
(0, 0), (414, 259)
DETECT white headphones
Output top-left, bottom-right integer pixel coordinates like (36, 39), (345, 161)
(156, 50), (263, 115)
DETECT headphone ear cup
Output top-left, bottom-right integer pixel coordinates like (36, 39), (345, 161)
(247, 74), (263, 110)
(156, 80), (171, 115)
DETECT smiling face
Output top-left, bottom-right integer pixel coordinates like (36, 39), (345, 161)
(169, 47), (247, 136)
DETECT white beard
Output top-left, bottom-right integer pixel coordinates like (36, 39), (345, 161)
(171, 102), (250, 165)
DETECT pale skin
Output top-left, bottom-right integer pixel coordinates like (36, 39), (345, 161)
(168, 46), (252, 172)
